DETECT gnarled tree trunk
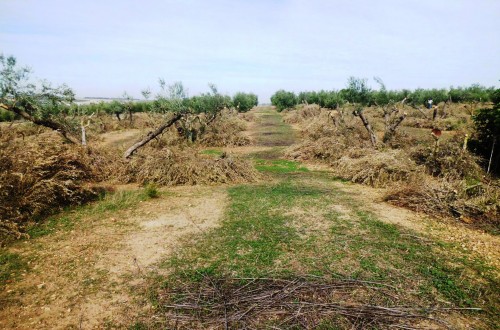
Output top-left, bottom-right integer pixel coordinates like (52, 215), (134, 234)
(383, 113), (407, 142)
(354, 109), (377, 147)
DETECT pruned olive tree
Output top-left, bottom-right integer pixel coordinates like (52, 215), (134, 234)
(123, 80), (187, 159)
(0, 54), (78, 143)
(123, 81), (231, 159)
(348, 77), (406, 147)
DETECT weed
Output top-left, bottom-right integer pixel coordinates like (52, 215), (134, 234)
(144, 183), (159, 198)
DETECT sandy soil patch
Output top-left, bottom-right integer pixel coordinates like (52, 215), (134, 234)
(0, 186), (227, 329)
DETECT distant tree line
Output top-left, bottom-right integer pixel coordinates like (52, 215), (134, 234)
(270, 77), (497, 111)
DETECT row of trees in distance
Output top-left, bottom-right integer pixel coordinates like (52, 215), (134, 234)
(0, 54), (259, 157)
(0, 88), (259, 122)
(271, 77), (497, 111)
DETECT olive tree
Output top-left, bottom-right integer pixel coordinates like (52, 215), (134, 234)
(123, 81), (232, 158)
(0, 54), (78, 143)
(233, 92), (258, 112)
(270, 90), (298, 111)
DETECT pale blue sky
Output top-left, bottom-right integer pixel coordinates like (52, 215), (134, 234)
(1, 0), (499, 102)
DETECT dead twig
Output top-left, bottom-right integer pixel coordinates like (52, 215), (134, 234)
(157, 276), (475, 329)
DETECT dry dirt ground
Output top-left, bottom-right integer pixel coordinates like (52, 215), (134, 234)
(1, 186), (227, 329)
(1, 107), (499, 329)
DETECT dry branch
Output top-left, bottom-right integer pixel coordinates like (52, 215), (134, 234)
(123, 112), (182, 159)
(158, 276), (476, 329)
(410, 105), (430, 119)
(383, 112), (407, 143)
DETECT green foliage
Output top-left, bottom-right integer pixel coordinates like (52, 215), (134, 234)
(270, 90), (298, 111)
(187, 84), (232, 115)
(107, 100), (126, 117)
(0, 108), (16, 121)
(0, 54), (75, 120)
(151, 80), (189, 114)
(273, 79), (494, 109)
(473, 108), (500, 143)
(449, 84), (494, 103)
(341, 76), (372, 105)
(298, 90), (344, 109)
(232, 92), (258, 112)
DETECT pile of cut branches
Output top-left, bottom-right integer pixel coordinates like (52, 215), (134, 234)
(123, 147), (259, 186)
(157, 275), (476, 329)
(285, 106), (500, 227)
(0, 133), (110, 243)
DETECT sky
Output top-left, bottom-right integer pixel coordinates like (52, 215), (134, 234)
(1, 0), (499, 103)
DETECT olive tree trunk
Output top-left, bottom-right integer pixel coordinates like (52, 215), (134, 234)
(354, 109), (377, 147)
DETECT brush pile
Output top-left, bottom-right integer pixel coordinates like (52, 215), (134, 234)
(157, 275), (474, 329)
(386, 137), (500, 226)
(0, 113), (258, 243)
(0, 132), (111, 243)
(198, 110), (250, 147)
(282, 104), (322, 124)
(123, 147), (259, 186)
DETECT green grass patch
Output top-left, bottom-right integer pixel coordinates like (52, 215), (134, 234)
(248, 147), (286, 160)
(0, 251), (27, 288)
(143, 159), (499, 328)
(200, 149), (224, 156)
(255, 159), (309, 173)
(143, 183), (159, 198)
(27, 189), (150, 239)
(253, 107), (296, 146)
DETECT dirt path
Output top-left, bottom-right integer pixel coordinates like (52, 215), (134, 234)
(1, 186), (227, 329)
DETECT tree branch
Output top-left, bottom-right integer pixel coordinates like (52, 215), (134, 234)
(383, 113), (407, 143)
(123, 113), (183, 159)
(5, 101), (79, 144)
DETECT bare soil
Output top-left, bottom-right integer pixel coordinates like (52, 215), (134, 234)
(99, 128), (143, 149)
(0, 186), (227, 329)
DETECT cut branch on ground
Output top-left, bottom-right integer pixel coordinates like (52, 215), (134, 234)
(158, 275), (479, 329)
